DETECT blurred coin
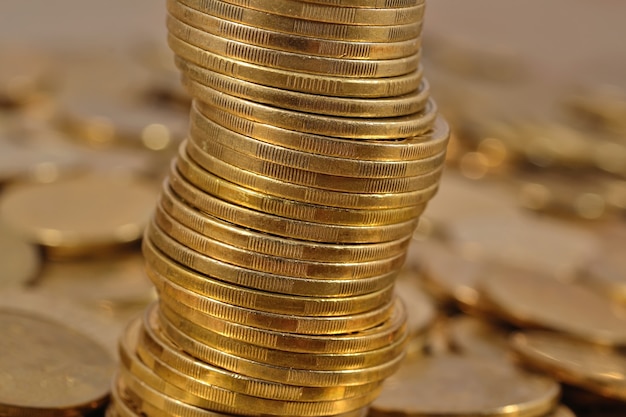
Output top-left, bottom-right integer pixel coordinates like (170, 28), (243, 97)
(0, 174), (158, 259)
(394, 273), (436, 337)
(449, 212), (598, 280)
(512, 331), (626, 401)
(370, 354), (559, 417)
(447, 316), (511, 362)
(481, 270), (626, 346)
(0, 309), (115, 416)
(0, 223), (40, 288)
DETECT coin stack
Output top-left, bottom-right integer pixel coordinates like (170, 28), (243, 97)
(109, 0), (449, 415)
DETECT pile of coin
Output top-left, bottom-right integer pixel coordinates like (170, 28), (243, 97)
(108, 0), (449, 415)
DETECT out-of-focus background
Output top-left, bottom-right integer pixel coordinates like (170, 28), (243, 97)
(1, 1), (625, 416)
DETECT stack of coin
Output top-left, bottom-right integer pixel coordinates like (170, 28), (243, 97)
(109, 0), (449, 416)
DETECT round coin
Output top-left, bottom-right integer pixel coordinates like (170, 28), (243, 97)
(0, 309), (115, 416)
(150, 212), (407, 279)
(0, 223), (40, 288)
(180, 58), (428, 117)
(512, 331), (626, 401)
(168, 16), (420, 78)
(177, 0), (422, 42)
(144, 232), (398, 298)
(0, 174), (158, 257)
(185, 136), (444, 196)
(481, 270), (626, 346)
(370, 355), (560, 417)
(166, 174), (420, 244)
(168, 1), (421, 60)
(189, 81), (436, 140)
(155, 275), (395, 334)
(188, 100), (449, 161)
(159, 304), (407, 371)
(201, 0), (424, 26)
(170, 40), (423, 97)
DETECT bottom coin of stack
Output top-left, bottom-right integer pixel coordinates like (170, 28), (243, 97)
(108, 301), (407, 417)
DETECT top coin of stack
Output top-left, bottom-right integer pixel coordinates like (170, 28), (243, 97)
(109, 0), (448, 416)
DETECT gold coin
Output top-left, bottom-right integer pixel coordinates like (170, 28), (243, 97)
(293, 0), (423, 8)
(144, 231), (399, 297)
(447, 316), (511, 362)
(168, 16), (420, 79)
(580, 252), (626, 304)
(512, 331), (626, 402)
(170, 40), (423, 97)
(370, 355), (560, 417)
(188, 107), (444, 177)
(168, 0), (421, 60)
(177, 0), (422, 42)
(153, 303), (405, 388)
(118, 319), (370, 417)
(393, 276), (436, 337)
(0, 309), (115, 416)
(138, 310), (379, 401)
(150, 212), (406, 279)
(186, 137), (443, 198)
(481, 270), (626, 346)
(0, 174), (158, 258)
(449, 212), (599, 280)
(189, 100), (449, 160)
(145, 238), (395, 316)
(160, 297), (406, 354)
(186, 140), (442, 209)
(0, 223), (40, 288)
(155, 274), (395, 334)
(180, 58), (428, 118)
(175, 156), (429, 225)
(159, 304), (407, 370)
(189, 81), (436, 140)
(198, 0), (424, 26)
(167, 174), (420, 244)
(158, 189), (412, 263)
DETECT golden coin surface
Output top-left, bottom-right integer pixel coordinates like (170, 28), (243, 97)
(159, 304), (407, 371)
(447, 316), (511, 362)
(481, 270), (626, 346)
(186, 137), (443, 198)
(177, 0), (422, 42)
(188, 109), (444, 178)
(138, 310), (380, 401)
(581, 251), (626, 304)
(0, 174), (158, 256)
(201, 0), (425, 25)
(166, 174), (420, 244)
(189, 82), (436, 140)
(146, 248), (394, 316)
(159, 298), (406, 354)
(370, 355), (560, 417)
(0, 309), (115, 415)
(153, 303), (404, 388)
(190, 100), (449, 160)
(393, 276), (436, 336)
(180, 58), (428, 117)
(150, 212), (406, 279)
(296, 0), (423, 7)
(155, 274), (395, 334)
(174, 157), (429, 225)
(168, 17), (420, 78)
(512, 331), (626, 401)
(168, 0), (421, 60)
(449, 213), (599, 280)
(0, 224), (40, 288)
(144, 233), (398, 298)
(158, 190), (412, 263)
(170, 40), (423, 97)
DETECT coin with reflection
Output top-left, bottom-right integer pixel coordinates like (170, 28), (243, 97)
(0, 309), (115, 415)
(370, 354), (560, 417)
(512, 331), (626, 401)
